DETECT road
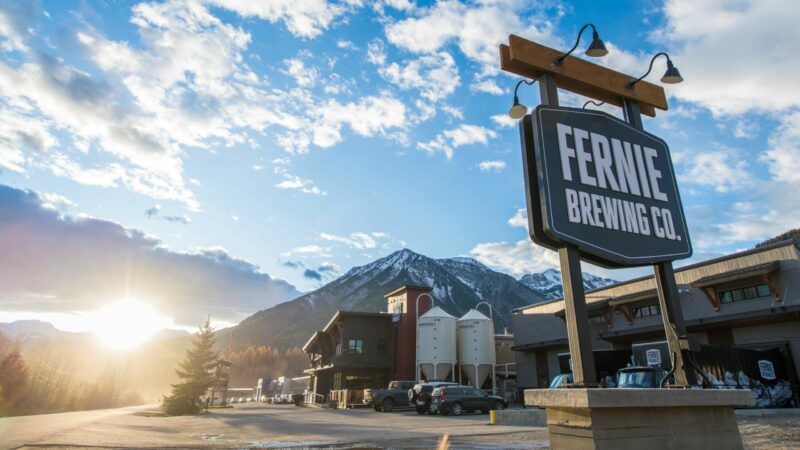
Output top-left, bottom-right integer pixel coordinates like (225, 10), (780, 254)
(2, 403), (793, 449)
(0, 404), (156, 449)
(0, 403), (547, 449)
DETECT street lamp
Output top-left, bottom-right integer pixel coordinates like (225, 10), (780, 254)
(507, 79), (537, 119)
(556, 24), (608, 65)
(627, 52), (684, 88)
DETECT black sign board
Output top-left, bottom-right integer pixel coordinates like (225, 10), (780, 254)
(522, 105), (691, 267)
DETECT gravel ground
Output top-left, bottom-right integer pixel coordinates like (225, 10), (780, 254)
(738, 410), (800, 450)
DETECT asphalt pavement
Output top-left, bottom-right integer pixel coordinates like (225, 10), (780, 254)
(0, 403), (546, 449)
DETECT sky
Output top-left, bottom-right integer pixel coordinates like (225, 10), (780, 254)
(1, 0), (799, 333)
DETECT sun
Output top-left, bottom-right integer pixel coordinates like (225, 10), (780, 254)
(92, 299), (171, 350)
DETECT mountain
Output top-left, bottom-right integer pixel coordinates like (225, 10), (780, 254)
(226, 249), (548, 351)
(518, 268), (617, 300)
(0, 319), (63, 339)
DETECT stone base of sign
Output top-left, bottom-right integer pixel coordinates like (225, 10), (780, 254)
(524, 388), (753, 450)
(489, 408), (547, 426)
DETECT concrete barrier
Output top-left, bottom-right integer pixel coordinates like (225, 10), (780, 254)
(489, 408), (547, 426)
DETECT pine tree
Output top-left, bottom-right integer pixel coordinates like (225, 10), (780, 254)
(162, 318), (218, 415)
(0, 348), (29, 416)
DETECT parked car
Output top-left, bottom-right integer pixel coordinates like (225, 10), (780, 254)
(616, 367), (669, 388)
(408, 381), (459, 414)
(548, 373), (573, 388)
(364, 380), (416, 412)
(429, 385), (507, 416)
(272, 394), (291, 404)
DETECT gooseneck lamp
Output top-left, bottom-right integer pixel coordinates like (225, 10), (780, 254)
(556, 23), (608, 64)
(507, 79), (537, 119)
(627, 52), (684, 88)
(582, 100), (605, 109)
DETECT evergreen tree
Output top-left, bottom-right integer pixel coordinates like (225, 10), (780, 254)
(0, 348), (29, 416)
(162, 318), (218, 415)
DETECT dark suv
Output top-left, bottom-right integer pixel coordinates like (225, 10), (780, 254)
(616, 367), (669, 388)
(430, 385), (507, 416)
(408, 382), (459, 414)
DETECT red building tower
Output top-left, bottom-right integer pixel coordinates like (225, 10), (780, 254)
(384, 285), (432, 381)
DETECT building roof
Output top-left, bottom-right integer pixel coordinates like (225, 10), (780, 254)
(302, 310), (391, 352)
(690, 261), (779, 289)
(514, 239), (798, 313)
(383, 284), (432, 297)
(607, 289), (659, 307)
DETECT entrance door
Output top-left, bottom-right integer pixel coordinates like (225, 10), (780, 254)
(535, 351), (549, 387)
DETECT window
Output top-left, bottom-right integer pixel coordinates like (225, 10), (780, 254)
(718, 283), (772, 304)
(348, 339), (363, 354)
(633, 304), (660, 318)
(391, 303), (402, 323)
(377, 339), (387, 354)
(345, 375), (372, 389)
(335, 341), (342, 355)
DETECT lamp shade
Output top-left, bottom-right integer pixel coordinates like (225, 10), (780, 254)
(585, 34), (608, 57)
(661, 62), (683, 84)
(508, 102), (528, 120)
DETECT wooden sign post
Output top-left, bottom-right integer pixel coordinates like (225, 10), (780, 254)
(501, 34), (693, 387)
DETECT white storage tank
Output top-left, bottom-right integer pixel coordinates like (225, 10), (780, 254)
(457, 309), (496, 389)
(416, 307), (457, 381)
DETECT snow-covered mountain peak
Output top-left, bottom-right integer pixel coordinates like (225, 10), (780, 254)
(518, 269), (617, 300)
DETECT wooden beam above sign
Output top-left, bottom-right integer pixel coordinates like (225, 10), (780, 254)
(500, 34), (668, 117)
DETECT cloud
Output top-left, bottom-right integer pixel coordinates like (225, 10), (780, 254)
(204, 0), (353, 38)
(490, 114), (518, 129)
(378, 52), (460, 102)
(366, 39), (387, 65)
(677, 149), (751, 193)
(164, 214), (191, 224)
(471, 79), (504, 95)
(0, 1), (413, 208)
(285, 258), (339, 283)
(478, 160), (506, 173)
(303, 268), (323, 281)
(275, 173), (327, 195)
(320, 231), (377, 249)
(657, 0), (800, 115)
(733, 120), (758, 139)
(762, 111), (800, 185)
(282, 245), (332, 258)
(508, 208), (527, 228)
(469, 239), (559, 276)
(144, 204), (191, 224)
(0, 184), (300, 326)
(285, 57), (318, 87)
(39, 192), (76, 211)
(384, 0), (558, 76)
(317, 261), (340, 274)
(145, 205), (161, 218)
(418, 124), (497, 159)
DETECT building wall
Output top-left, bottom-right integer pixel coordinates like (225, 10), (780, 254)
(386, 286), (431, 381)
(512, 242), (800, 389)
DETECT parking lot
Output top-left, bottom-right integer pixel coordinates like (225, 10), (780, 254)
(5, 402), (799, 449)
(3, 403), (548, 449)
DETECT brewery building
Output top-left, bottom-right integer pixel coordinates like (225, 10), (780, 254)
(512, 240), (800, 406)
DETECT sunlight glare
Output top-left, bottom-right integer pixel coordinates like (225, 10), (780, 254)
(92, 299), (171, 349)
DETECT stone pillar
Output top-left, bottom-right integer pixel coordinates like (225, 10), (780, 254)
(525, 389), (753, 450)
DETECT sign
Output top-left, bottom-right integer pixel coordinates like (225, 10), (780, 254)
(646, 349), (662, 366)
(758, 360), (776, 380)
(527, 105), (692, 266)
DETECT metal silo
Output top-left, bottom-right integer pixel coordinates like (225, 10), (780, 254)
(457, 308), (496, 392)
(416, 306), (457, 382)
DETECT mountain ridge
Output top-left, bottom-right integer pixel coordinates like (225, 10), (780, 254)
(518, 268), (617, 300)
(225, 248), (550, 351)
